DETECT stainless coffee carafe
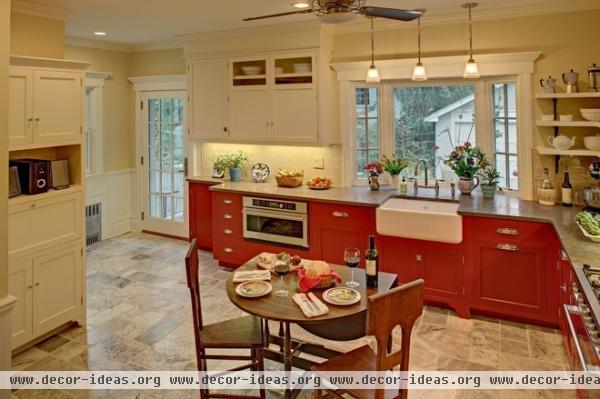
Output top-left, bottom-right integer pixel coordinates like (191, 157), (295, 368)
(588, 63), (600, 92)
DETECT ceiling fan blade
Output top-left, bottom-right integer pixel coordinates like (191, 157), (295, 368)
(360, 7), (424, 21)
(243, 9), (313, 21)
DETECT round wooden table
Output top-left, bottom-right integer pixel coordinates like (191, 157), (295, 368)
(226, 256), (397, 375)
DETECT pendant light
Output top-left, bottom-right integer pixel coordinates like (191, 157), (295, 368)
(366, 17), (380, 83)
(462, 2), (480, 79)
(411, 16), (427, 81)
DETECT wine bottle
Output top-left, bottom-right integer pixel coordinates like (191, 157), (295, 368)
(562, 169), (573, 207)
(365, 235), (378, 288)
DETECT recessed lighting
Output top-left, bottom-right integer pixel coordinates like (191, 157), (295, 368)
(93, 31), (107, 36)
(292, 2), (310, 9)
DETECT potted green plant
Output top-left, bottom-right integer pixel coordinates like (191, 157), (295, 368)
(213, 151), (249, 182)
(479, 166), (501, 199)
(381, 154), (410, 189)
(443, 142), (489, 195)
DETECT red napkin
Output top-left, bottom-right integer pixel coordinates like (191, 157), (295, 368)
(297, 268), (342, 292)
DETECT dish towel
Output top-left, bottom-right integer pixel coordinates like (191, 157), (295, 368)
(233, 269), (272, 283)
(292, 292), (329, 318)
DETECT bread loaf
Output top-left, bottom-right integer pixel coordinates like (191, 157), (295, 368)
(305, 261), (331, 279)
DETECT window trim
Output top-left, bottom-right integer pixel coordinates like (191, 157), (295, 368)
(85, 71), (111, 176)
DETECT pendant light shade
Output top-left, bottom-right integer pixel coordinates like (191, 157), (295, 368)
(462, 3), (480, 79)
(366, 17), (380, 83)
(412, 16), (427, 81)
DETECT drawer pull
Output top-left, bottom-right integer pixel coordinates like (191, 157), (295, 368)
(332, 211), (349, 218)
(224, 247), (234, 253)
(559, 249), (569, 261)
(496, 243), (519, 252)
(224, 229), (233, 235)
(223, 214), (233, 220)
(496, 227), (518, 236)
(223, 199), (233, 205)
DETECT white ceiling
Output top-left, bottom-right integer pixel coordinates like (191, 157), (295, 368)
(16, 0), (600, 46)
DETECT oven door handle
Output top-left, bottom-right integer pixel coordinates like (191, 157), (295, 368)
(243, 208), (307, 222)
(564, 304), (589, 372)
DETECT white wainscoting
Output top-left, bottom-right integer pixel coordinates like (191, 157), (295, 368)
(86, 169), (137, 240)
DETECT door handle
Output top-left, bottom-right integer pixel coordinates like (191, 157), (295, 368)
(496, 227), (519, 236)
(183, 157), (189, 177)
(332, 211), (349, 218)
(496, 243), (519, 252)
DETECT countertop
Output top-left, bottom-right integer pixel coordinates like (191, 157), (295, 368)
(188, 175), (600, 267)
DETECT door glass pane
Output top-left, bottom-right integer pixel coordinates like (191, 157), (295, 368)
(146, 96), (184, 223)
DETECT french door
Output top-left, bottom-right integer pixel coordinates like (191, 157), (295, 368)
(140, 91), (188, 238)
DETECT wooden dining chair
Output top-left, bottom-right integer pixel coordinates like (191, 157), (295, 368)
(312, 279), (425, 399)
(185, 239), (265, 399)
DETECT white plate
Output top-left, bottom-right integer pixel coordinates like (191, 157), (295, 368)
(235, 280), (272, 298)
(322, 287), (361, 306)
(576, 221), (600, 243)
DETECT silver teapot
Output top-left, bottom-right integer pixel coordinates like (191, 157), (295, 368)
(562, 69), (580, 93)
(540, 76), (557, 93)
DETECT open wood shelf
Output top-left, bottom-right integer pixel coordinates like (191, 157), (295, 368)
(535, 146), (600, 158)
(535, 92), (600, 99)
(9, 184), (83, 206)
(536, 120), (600, 128)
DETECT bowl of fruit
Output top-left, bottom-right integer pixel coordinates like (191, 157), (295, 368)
(276, 170), (304, 188)
(307, 176), (332, 190)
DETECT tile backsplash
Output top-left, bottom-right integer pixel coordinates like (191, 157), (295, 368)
(197, 142), (343, 185)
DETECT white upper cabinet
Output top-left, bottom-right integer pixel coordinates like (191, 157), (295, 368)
(8, 65), (84, 150)
(271, 53), (318, 143)
(8, 68), (34, 146)
(229, 58), (269, 141)
(188, 59), (229, 140)
(33, 70), (82, 144)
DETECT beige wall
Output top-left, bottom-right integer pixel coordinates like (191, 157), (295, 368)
(64, 45), (133, 171)
(10, 12), (64, 58)
(130, 48), (185, 76)
(1, 0), (10, 300)
(333, 8), (600, 193)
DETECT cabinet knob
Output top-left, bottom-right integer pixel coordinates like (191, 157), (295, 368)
(223, 199), (233, 205)
(496, 243), (519, 252)
(224, 247), (234, 253)
(223, 214), (233, 220)
(34, 282), (40, 286)
(27, 284), (33, 289)
(224, 229), (233, 235)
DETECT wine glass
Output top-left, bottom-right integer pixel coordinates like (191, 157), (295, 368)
(344, 248), (360, 288)
(274, 263), (291, 297)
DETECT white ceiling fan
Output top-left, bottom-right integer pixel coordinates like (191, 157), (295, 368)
(243, 0), (425, 24)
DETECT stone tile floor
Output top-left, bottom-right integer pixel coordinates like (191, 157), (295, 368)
(11, 232), (574, 399)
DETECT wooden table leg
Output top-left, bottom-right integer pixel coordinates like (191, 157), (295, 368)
(284, 322), (292, 399)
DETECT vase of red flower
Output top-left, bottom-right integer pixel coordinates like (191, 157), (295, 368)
(364, 162), (384, 191)
(444, 142), (489, 195)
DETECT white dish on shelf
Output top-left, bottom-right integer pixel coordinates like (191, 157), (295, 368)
(584, 135), (600, 151)
(559, 114), (573, 122)
(576, 221), (600, 243)
(293, 63), (311, 74)
(241, 66), (262, 75)
(541, 114), (555, 121)
(581, 109), (600, 122)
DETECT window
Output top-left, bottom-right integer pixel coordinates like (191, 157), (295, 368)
(354, 87), (380, 179)
(350, 80), (521, 194)
(84, 89), (93, 176)
(492, 82), (518, 191)
(393, 85), (475, 181)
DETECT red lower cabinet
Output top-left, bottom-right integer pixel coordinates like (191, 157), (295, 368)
(189, 182), (215, 250)
(465, 216), (560, 325)
(472, 239), (547, 318)
(310, 202), (376, 266)
(378, 235), (466, 316)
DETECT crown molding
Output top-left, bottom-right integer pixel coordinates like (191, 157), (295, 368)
(65, 36), (133, 52)
(10, 54), (90, 70)
(333, 0), (600, 34)
(331, 51), (541, 81)
(130, 41), (182, 52)
(11, 0), (72, 21)
(86, 71), (112, 80)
